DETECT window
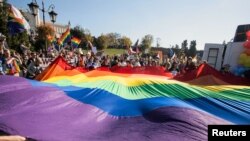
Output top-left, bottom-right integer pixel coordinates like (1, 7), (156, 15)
(207, 48), (219, 68)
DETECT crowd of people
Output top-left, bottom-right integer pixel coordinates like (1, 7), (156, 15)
(61, 48), (200, 73)
(0, 34), (205, 79)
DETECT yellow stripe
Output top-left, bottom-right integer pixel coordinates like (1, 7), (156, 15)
(43, 74), (250, 92)
(44, 74), (181, 86)
(202, 85), (249, 92)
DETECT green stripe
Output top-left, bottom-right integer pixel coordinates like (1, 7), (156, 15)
(48, 79), (250, 101)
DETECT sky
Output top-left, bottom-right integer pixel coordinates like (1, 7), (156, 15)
(8, 0), (250, 50)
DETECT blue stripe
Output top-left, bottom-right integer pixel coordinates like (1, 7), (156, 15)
(28, 80), (250, 124)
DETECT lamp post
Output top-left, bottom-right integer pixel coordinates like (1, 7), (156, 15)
(28, 0), (57, 51)
(49, 7), (57, 35)
(28, 0), (57, 25)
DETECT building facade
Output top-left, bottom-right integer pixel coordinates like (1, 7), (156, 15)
(21, 9), (68, 37)
(43, 22), (68, 38)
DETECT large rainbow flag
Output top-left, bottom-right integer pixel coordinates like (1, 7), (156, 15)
(0, 56), (249, 140)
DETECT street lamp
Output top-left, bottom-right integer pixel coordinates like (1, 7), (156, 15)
(28, 0), (57, 25)
(27, 0), (39, 16)
(48, 8), (57, 24)
(28, 0), (57, 52)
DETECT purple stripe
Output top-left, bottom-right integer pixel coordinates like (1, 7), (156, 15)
(0, 76), (31, 94)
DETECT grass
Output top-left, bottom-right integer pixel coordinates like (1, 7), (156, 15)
(103, 49), (126, 55)
(81, 48), (126, 56)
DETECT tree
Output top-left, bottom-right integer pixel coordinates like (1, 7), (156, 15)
(82, 29), (93, 47)
(7, 31), (30, 52)
(0, 0), (8, 36)
(118, 36), (132, 48)
(180, 40), (188, 57)
(188, 40), (197, 57)
(96, 34), (109, 50)
(106, 32), (121, 48)
(35, 25), (54, 51)
(36, 25), (54, 41)
(141, 34), (153, 52)
(70, 26), (84, 39)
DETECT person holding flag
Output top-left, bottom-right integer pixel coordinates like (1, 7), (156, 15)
(133, 39), (140, 54)
(127, 39), (140, 55)
(127, 45), (136, 54)
(87, 41), (97, 55)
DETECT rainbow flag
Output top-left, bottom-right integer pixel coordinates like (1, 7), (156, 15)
(0, 57), (249, 140)
(7, 5), (30, 34)
(58, 27), (71, 45)
(71, 36), (81, 48)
